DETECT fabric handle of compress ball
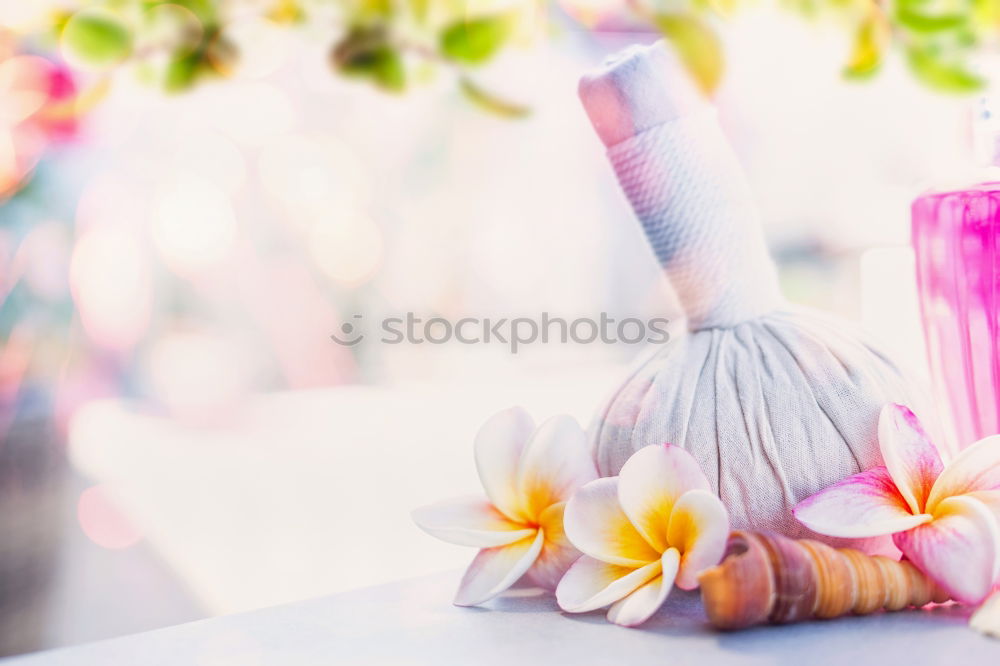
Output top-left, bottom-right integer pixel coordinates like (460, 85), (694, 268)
(578, 40), (785, 331)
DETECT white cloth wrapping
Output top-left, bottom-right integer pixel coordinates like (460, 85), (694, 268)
(606, 111), (782, 329)
(581, 41), (929, 544)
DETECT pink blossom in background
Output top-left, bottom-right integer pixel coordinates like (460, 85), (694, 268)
(0, 47), (78, 199)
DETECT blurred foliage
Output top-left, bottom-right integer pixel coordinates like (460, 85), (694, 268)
(331, 25), (407, 91)
(654, 12), (725, 93)
(458, 76), (531, 116)
(439, 12), (516, 64)
(60, 8), (134, 67)
(8, 0), (1000, 117)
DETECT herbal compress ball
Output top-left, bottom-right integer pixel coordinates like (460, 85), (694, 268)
(580, 41), (929, 541)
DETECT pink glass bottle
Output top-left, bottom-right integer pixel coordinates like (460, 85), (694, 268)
(913, 181), (1000, 451)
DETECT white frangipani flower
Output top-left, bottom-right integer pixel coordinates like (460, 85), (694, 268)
(556, 444), (729, 627)
(412, 407), (598, 606)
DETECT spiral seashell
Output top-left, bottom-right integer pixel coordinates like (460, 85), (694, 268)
(698, 531), (950, 630)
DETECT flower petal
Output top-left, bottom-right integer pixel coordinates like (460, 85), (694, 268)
(517, 415), (598, 521)
(525, 502), (581, 589)
(617, 444), (711, 552)
(555, 555), (660, 613)
(967, 490), (1000, 525)
(474, 406), (535, 522)
(879, 404), (943, 514)
(412, 496), (536, 547)
(564, 477), (661, 567)
(666, 489), (729, 589)
(793, 466), (932, 538)
(606, 548), (680, 627)
(927, 435), (1000, 513)
(893, 494), (1000, 604)
(970, 587), (1000, 638)
(453, 530), (545, 606)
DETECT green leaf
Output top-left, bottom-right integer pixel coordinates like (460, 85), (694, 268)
(170, 0), (218, 24)
(159, 24), (237, 92)
(332, 29), (406, 92)
(843, 13), (887, 79)
(906, 47), (984, 93)
(655, 14), (724, 94)
(142, 3), (204, 57)
(458, 77), (530, 118)
(164, 51), (201, 92)
(973, 0), (1000, 27)
(439, 14), (513, 65)
(61, 8), (132, 68)
(410, 0), (431, 23)
(359, 0), (394, 20)
(204, 30), (239, 76)
(371, 47), (406, 91)
(896, 7), (967, 33)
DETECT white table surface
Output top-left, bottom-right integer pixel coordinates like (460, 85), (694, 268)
(65, 371), (623, 615)
(7, 571), (999, 665)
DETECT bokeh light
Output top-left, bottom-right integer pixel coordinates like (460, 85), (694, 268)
(557, 0), (626, 26)
(77, 484), (144, 550)
(75, 171), (147, 230)
(0, 55), (49, 122)
(378, 199), (460, 313)
(152, 176), (238, 276)
(0, 54), (59, 197)
(256, 133), (369, 227)
(20, 220), (70, 301)
(0, 3), (50, 32)
(224, 17), (290, 80)
(69, 227), (151, 350)
(307, 214), (383, 287)
(147, 329), (254, 421)
(205, 83), (295, 146)
(139, 3), (204, 58)
(59, 7), (133, 71)
(169, 128), (246, 194)
(0, 322), (31, 403)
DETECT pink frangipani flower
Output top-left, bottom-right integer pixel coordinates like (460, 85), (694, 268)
(412, 407), (597, 606)
(794, 403), (1000, 604)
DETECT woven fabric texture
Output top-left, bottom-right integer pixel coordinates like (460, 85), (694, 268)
(608, 111), (783, 330)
